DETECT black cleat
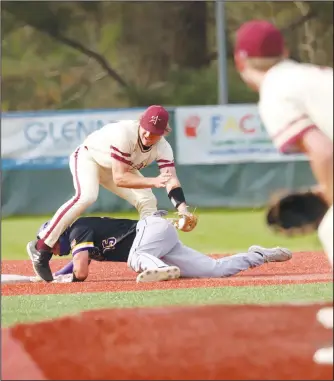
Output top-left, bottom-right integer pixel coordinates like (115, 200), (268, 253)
(26, 240), (53, 282)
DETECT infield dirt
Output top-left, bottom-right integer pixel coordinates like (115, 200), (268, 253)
(2, 251), (332, 296)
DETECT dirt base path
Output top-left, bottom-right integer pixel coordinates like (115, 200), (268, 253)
(2, 251), (332, 296)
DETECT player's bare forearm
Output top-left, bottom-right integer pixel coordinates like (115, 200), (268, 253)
(166, 181), (188, 213)
(165, 175), (181, 193)
(114, 171), (156, 189)
(160, 166), (179, 190)
(310, 154), (333, 205)
(301, 128), (333, 205)
(112, 157), (157, 189)
(160, 167), (188, 213)
(72, 250), (90, 281)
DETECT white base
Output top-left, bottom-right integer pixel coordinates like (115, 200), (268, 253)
(1, 274), (35, 284)
(1, 273), (75, 284)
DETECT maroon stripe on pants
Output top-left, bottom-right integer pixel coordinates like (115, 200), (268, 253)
(42, 147), (82, 241)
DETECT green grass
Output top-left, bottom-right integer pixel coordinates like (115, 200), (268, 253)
(1, 209), (322, 260)
(2, 283), (332, 327)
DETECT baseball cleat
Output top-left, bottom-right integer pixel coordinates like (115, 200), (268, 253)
(313, 346), (333, 365)
(26, 240), (53, 282)
(136, 266), (181, 283)
(248, 245), (292, 262)
(316, 307), (333, 329)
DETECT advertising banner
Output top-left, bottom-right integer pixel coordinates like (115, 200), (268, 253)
(175, 105), (308, 164)
(2, 108), (144, 169)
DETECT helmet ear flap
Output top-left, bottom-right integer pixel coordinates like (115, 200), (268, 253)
(38, 221), (50, 238)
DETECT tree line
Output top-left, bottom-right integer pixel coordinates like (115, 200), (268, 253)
(2, 1), (333, 111)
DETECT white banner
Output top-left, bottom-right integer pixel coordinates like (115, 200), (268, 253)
(175, 104), (308, 164)
(2, 108), (145, 169)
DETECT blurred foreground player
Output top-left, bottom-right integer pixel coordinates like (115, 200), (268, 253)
(234, 19), (333, 365)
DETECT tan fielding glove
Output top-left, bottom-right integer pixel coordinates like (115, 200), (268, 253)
(171, 211), (198, 232)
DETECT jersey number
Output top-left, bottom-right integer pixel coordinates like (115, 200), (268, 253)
(102, 237), (117, 252)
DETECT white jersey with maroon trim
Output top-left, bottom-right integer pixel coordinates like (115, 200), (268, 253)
(83, 120), (175, 171)
(258, 59), (333, 153)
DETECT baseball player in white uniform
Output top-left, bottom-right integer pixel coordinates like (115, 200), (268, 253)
(234, 20), (333, 365)
(27, 105), (197, 283)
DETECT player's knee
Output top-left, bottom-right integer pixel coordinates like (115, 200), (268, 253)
(78, 192), (98, 208)
(137, 195), (157, 219)
(73, 269), (88, 282)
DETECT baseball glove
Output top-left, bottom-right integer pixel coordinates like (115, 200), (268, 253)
(171, 211), (198, 232)
(266, 189), (328, 236)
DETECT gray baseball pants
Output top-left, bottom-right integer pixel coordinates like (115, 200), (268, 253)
(127, 215), (264, 278)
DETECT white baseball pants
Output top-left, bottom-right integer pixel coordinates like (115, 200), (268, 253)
(38, 145), (157, 248)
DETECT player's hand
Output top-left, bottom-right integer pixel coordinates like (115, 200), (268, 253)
(153, 171), (172, 188)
